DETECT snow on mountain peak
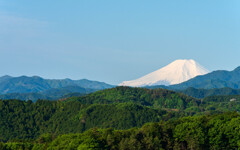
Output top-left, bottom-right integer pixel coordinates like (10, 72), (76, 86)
(119, 59), (209, 87)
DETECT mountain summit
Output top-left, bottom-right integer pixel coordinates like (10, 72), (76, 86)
(119, 59), (209, 87)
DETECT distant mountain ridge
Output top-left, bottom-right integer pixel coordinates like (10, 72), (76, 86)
(146, 66), (240, 92)
(0, 85), (96, 102)
(3, 65), (240, 101)
(119, 59), (209, 87)
(170, 66), (240, 89)
(0, 76), (114, 99)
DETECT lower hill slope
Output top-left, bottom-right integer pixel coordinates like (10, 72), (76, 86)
(0, 100), (167, 142)
(1, 112), (240, 150)
(0, 87), (199, 142)
(1, 86), (240, 143)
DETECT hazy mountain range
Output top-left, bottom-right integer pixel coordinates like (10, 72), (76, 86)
(1, 59), (240, 101)
(0, 75), (114, 101)
(0, 75), (114, 94)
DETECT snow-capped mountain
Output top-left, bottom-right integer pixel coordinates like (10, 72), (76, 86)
(119, 59), (209, 87)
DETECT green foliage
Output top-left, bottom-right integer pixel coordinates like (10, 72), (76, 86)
(78, 103), (166, 129)
(179, 87), (240, 99)
(1, 112), (238, 150)
(37, 134), (54, 144)
(173, 116), (207, 150)
(0, 99), (166, 142)
(2, 87), (240, 149)
(68, 86), (199, 109)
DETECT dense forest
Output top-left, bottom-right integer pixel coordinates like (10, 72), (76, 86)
(0, 99), (169, 142)
(179, 87), (240, 98)
(67, 87), (199, 109)
(1, 112), (240, 150)
(147, 86), (240, 99)
(1, 87), (240, 149)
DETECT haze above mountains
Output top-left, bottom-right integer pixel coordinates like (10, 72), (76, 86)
(1, 59), (240, 101)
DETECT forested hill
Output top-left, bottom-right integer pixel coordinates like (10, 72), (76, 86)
(66, 86), (199, 109)
(0, 87), (200, 142)
(1, 112), (240, 150)
(146, 86), (240, 99)
(1, 86), (240, 147)
(0, 100), (169, 142)
(179, 87), (240, 98)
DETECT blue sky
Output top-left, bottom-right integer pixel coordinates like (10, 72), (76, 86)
(0, 0), (239, 84)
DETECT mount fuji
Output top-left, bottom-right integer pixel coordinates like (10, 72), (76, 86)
(119, 59), (209, 87)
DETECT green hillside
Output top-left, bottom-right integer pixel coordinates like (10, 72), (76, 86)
(0, 99), (168, 142)
(67, 86), (199, 110)
(1, 112), (240, 150)
(179, 87), (240, 98)
(0, 87), (200, 142)
(1, 86), (240, 149)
